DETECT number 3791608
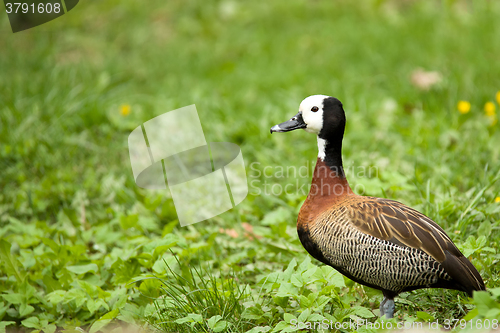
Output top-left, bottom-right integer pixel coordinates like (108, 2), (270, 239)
(5, 2), (61, 14)
(442, 319), (498, 330)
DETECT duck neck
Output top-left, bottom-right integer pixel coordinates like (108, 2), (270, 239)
(317, 137), (345, 177)
(310, 137), (352, 199)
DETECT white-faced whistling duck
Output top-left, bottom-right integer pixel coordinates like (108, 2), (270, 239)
(270, 95), (485, 318)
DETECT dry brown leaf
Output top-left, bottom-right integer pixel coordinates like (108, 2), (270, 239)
(411, 68), (442, 90)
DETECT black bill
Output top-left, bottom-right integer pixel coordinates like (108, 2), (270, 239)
(270, 112), (306, 133)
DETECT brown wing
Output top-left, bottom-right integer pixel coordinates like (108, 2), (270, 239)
(347, 197), (485, 295)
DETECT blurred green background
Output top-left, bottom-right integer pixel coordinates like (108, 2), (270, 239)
(1, 0), (500, 332)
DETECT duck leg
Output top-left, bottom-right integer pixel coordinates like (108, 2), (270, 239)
(379, 295), (395, 318)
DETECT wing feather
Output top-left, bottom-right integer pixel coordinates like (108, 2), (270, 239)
(346, 197), (485, 293)
(348, 198), (452, 263)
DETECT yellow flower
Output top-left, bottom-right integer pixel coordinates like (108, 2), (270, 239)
(457, 100), (471, 114)
(495, 197), (500, 203)
(485, 101), (496, 117)
(120, 104), (131, 116)
(496, 91), (500, 105)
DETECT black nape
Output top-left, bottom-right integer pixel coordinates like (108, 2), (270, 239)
(319, 97), (346, 176)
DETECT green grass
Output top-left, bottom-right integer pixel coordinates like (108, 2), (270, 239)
(1, 0), (500, 332)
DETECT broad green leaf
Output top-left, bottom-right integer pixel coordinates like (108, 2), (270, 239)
(19, 278), (37, 301)
(485, 308), (500, 318)
(290, 273), (304, 288)
(281, 258), (297, 281)
(313, 295), (330, 310)
(175, 317), (195, 324)
(138, 278), (162, 298)
(329, 271), (346, 288)
(297, 256), (311, 273)
(175, 313), (203, 324)
(213, 320), (228, 332)
(41, 238), (60, 253)
(1, 293), (23, 305)
(119, 214), (139, 230)
(111, 294), (128, 311)
(307, 313), (324, 322)
(244, 326), (272, 333)
(77, 280), (99, 297)
(207, 315), (227, 332)
(276, 282), (297, 297)
(89, 319), (112, 333)
(283, 313), (296, 323)
(352, 306), (375, 319)
(299, 295), (312, 308)
(476, 236), (487, 248)
(477, 221), (492, 238)
(297, 308), (310, 322)
(66, 263), (99, 275)
(261, 207), (292, 226)
(43, 324), (56, 333)
(416, 311), (435, 322)
(302, 266), (318, 280)
(99, 309), (119, 320)
(462, 307), (478, 321)
(270, 321), (289, 333)
(0, 240), (25, 282)
(152, 256), (177, 274)
(175, 317), (194, 324)
(19, 303), (35, 317)
(144, 234), (179, 256)
(45, 290), (66, 304)
(66, 289), (88, 308)
(87, 299), (99, 314)
(207, 315), (223, 328)
(0, 301), (9, 319)
(490, 287), (500, 298)
(143, 303), (156, 317)
(0, 321), (15, 333)
(21, 317), (40, 329)
(93, 299), (109, 313)
(474, 291), (500, 314)
(242, 306), (265, 320)
(273, 296), (288, 308)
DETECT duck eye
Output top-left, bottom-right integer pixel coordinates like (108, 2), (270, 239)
(311, 106), (319, 112)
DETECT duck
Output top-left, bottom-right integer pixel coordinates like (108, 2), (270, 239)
(270, 95), (485, 318)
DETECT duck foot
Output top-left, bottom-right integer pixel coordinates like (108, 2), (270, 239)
(379, 296), (395, 318)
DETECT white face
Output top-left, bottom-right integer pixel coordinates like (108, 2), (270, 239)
(299, 95), (328, 134)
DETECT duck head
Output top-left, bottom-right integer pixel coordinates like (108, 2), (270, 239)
(270, 95), (346, 164)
